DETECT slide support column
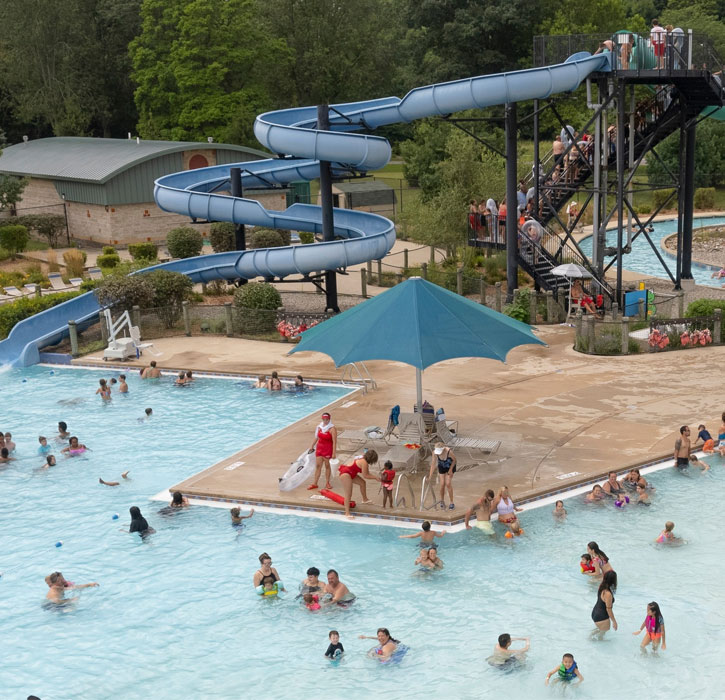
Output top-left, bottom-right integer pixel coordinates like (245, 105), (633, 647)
(230, 167), (246, 252)
(505, 102), (518, 303)
(681, 120), (696, 281)
(317, 104), (340, 312)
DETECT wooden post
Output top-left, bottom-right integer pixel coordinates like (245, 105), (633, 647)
(403, 248), (409, 270)
(182, 301), (191, 336)
(68, 320), (79, 357)
(529, 291), (537, 324)
(714, 308), (722, 345)
(495, 282), (502, 312)
(611, 302), (619, 321)
(456, 268), (463, 296)
(545, 290), (554, 322)
(638, 298), (645, 319)
(621, 316), (630, 355)
(361, 269), (368, 298)
(224, 302), (233, 337)
(421, 262), (428, 281)
(99, 312), (108, 344)
(678, 290), (685, 317)
(366, 260), (372, 279)
(430, 245), (435, 263)
(479, 277), (486, 306)
(377, 259), (383, 285)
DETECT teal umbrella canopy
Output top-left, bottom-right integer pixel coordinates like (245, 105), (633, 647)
(289, 277), (545, 370)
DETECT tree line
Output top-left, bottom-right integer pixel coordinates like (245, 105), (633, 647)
(3, 0), (723, 148)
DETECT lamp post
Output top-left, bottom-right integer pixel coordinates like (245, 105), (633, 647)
(60, 193), (70, 246)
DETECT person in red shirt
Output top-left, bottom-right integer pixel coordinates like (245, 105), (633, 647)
(380, 460), (396, 508)
(307, 412), (337, 490)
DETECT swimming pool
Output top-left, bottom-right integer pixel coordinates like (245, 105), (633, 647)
(2, 367), (724, 699)
(578, 215), (725, 287)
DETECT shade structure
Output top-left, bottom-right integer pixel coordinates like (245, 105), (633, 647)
(289, 277), (546, 408)
(551, 263), (591, 278)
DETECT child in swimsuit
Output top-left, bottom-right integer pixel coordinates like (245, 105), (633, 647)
(655, 521), (678, 544)
(324, 631), (344, 659)
(580, 554), (596, 575)
(553, 500), (567, 519)
(303, 592), (321, 610)
(545, 653), (583, 686)
(38, 436), (51, 455)
(633, 602), (666, 651)
(380, 460), (395, 509)
(635, 484), (651, 505)
(398, 520), (445, 547)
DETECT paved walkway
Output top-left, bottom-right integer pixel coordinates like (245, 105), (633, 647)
(76, 327), (724, 524)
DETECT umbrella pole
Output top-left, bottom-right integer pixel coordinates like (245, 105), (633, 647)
(416, 368), (423, 414)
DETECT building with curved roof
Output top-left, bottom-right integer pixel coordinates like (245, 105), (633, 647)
(0, 137), (283, 245)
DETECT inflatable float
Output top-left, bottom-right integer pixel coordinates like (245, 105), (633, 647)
(278, 450), (316, 491)
(320, 488), (355, 509)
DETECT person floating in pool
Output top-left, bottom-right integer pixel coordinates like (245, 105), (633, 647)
(61, 437), (89, 457)
(464, 489), (495, 533)
(96, 378), (111, 401)
(41, 455), (56, 469)
(633, 602), (666, 652)
(45, 571), (98, 605)
(169, 491), (189, 508)
(359, 628), (400, 662)
(414, 548), (443, 570)
(324, 630), (344, 660)
(545, 653), (583, 686)
(553, 500), (567, 519)
(674, 425), (691, 470)
(300, 567), (324, 595)
(38, 436), (51, 455)
(267, 371), (282, 391)
(99, 471), (130, 486)
(399, 520), (445, 547)
(57, 421), (70, 440)
(487, 633), (530, 669)
(118, 374), (129, 394)
(338, 450), (379, 519)
(141, 361), (161, 379)
(655, 521), (681, 544)
(323, 569), (355, 606)
(591, 570), (618, 640)
(585, 484), (606, 503)
(253, 553), (284, 591)
(4, 432), (16, 452)
(230, 507), (254, 526)
(124, 506), (155, 538)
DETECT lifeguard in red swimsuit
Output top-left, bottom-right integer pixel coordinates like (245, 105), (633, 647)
(338, 450), (379, 519)
(307, 412), (337, 490)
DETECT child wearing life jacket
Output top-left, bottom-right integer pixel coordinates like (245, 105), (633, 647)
(580, 553), (596, 575)
(633, 602), (666, 652)
(380, 460), (396, 509)
(545, 653), (583, 686)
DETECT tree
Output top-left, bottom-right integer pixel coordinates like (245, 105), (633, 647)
(142, 269), (193, 327)
(131, 0), (291, 144)
(539, 0), (646, 35)
(0, 176), (28, 213)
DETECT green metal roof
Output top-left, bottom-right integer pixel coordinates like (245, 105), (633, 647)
(0, 137), (268, 184)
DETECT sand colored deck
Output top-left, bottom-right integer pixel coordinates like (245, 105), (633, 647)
(75, 325), (724, 523)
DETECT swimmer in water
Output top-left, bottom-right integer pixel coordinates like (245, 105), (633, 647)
(138, 408), (153, 422)
(545, 653), (583, 686)
(41, 455), (56, 469)
(38, 436), (51, 454)
(580, 553), (596, 575)
(230, 507), (254, 525)
(415, 547), (444, 570)
(4, 432), (16, 452)
(125, 506), (155, 537)
(553, 500), (567, 519)
(504, 521), (524, 538)
(688, 454), (710, 471)
(324, 630), (344, 660)
(586, 484), (606, 502)
(185, 370), (195, 382)
(118, 374), (128, 393)
(635, 483), (651, 505)
(303, 592), (321, 610)
(487, 633), (530, 668)
(96, 378), (111, 400)
(61, 437), (89, 457)
(267, 371), (282, 391)
(399, 520), (445, 547)
(655, 521), (680, 544)
(633, 602), (666, 652)
(45, 571), (98, 604)
(141, 360), (161, 379)
(358, 628), (400, 662)
(169, 491), (189, 508)
(464, 489), (495, 532)
(0, 447), (14, 463)
(254, 374), (267, 388)
(57, 421), (70, 440)
(175, 371), (187, 386)
(98, 471), (130, 486)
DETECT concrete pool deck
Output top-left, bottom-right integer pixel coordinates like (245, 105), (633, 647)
(74, 325), (725, 524)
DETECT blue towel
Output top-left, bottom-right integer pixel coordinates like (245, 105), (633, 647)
(390, 405), (400, 427)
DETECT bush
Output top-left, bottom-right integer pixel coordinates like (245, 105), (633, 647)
(97, 253), (120, 269)
(46, 249), (59, 272)
(503, 288), (532, 323)
(62, 249), (86, 278)
(80, 278), (100, 292)
(636, 204), (652, 215)
(652, 188), (676, 211)
(0, 247), (10, 262)
(233, 282), (281, 310)
(128, 242), (158, 261)
(0, 291), (81, 340)
(694, 187), (715, 210)
(685, 298), (725, 342)
(0, 224), (29, 257)
(15, 214), (66, 247)
(142, 269), (194, 328)
(102, 245), (116, 255)
(210, 222), (236, 253)
(167, 227), (203, 259)
(247, 228), (286, 249)
(94, 274), (155, 311)
(299, 231), (315, 244)
(204, 279), (230, 296)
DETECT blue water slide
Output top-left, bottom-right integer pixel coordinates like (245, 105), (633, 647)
(0, 52), (610, 367)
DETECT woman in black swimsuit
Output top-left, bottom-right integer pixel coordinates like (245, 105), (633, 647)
(429, 442), (457, 510)
(591, 570), (618, 639)
(602, 471), (625, 499)
(253, 552), (283, 589)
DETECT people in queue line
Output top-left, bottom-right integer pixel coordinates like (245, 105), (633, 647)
(338, 449), (379, 519)
(591, 570), (618, 640)
(307, 412), (337, 491)
(267, 371), (282, 391)
(141, 360), (161, 379)
(429, 442), (457, 510)
(399, 520), (445, 547)
(487, 633), (530, 670)
(464, 489), (496, 533)
(491, 486), (523, 533)
(253, 552), (284, 591)
(358, 628), (400, 662)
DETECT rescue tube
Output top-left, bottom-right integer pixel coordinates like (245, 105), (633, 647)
(320, 488), (355, 508)
(278, 449), (316, 492)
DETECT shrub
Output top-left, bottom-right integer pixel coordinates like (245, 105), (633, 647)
(15, 214), (66, 247)
(210, 222), (236, 253)
(247, 228), (286, 249)
(62, 249), (86, 278)
(503, 288), (532, 323)
(299, 231), (315, 244)
(142, 269), (194, 328)
(652, 188), (676, 211)
(97, 253), (120, 269)
(204, 279), (230, 296)
(233, 282), (281, 334)
(636, 204), (652, 215)
(0, 247), (10, 262)
(102, 245), (116, 255)
(94, 274), (155, 311)
(694, 187), (715, 210)
(80, 278), (100, 292)
(167, 226), (203, 258)
(46, 249), (60, 272)
(128, 242), (158, 261)
(0, 224), (29, 257)
(685, 298), (725, 342)
(0, 291), (81, 340)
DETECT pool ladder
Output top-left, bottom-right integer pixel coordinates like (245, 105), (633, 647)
(340, 361), (377, 394)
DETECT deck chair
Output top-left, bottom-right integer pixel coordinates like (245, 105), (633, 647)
(3, 286), (29, 298)
(435, 421), (501, 456)
(23, 284), (39, 297)
(129, 325), (161, 357)
(47, 273), (74, 292)
(68, 278), (83, 289)
(396, 412), (437, 454)
(338, 405), (400, 448)
(88, 267), (103, 280)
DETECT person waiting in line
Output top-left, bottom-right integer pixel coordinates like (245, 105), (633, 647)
(497, 200), (507, 239)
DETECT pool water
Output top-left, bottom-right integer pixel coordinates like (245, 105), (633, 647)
(2, 367), (725, 699)
(578, 215), (725, 286)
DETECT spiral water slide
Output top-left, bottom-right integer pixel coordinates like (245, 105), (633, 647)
(0, 52), (610, 366)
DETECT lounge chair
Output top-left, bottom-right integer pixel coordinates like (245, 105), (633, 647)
(23, 284), (40, 297)
(3, 286), (29, 298)
(88, 267), (103, 280)
(47, 273), (75, 292)
(338, 405), (399, 448)
(68, 278), (83, 288)
(435, 420), (501, 456)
